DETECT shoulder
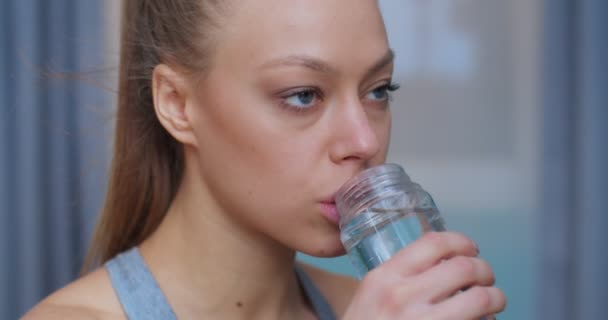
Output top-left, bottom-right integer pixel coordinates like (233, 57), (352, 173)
(298, 262), (359, 318)
(21, 268), (125, 320)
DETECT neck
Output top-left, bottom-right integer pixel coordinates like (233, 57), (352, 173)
(139, 162), (315, 320)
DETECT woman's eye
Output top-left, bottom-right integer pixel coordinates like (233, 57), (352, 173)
(366, 83), (400, 101)
(281, 89), (320, 110)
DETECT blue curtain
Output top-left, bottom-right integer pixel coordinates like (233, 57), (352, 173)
(540, 0), (607, 319)
(0, 0), (108, 318)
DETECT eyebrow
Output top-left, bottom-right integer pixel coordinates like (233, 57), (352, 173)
(261, 55), (335, 73)
(363, 49), (395, 79)
(260, 49), (395, 77)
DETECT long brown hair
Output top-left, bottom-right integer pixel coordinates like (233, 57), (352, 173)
(84, 0), (226, 271)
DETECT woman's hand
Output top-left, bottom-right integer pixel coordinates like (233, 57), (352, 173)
(342, 232), (506, 320)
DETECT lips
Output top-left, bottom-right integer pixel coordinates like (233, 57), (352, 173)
(319, 201), (340, 225)
(319, 192), (340, 225)
(318, 168), (370, 226)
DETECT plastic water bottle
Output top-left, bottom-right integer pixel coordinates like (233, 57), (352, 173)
(336, 163), (495, 320)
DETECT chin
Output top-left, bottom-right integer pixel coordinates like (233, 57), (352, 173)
(297, 233), (347, 258)
(316, 246), (347, 258)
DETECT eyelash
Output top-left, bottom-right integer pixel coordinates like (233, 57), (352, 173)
(278, 82), (401, 113)
(372, 83), (401, 101)
(278, 87), (324, 113)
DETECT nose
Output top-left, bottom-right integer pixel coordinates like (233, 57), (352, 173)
(328, 98), (381, 164)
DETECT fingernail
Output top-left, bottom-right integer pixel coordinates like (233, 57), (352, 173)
(473, 241), (480, 255)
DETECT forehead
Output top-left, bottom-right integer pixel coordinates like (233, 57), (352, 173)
(216, 0), (389, 73)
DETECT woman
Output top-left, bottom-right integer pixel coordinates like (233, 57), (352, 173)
(25, 0), (506, 319)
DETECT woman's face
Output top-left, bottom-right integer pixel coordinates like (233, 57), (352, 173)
(188, 0), (393, 256)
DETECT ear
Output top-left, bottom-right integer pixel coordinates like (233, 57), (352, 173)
(152, 64), (198, 147)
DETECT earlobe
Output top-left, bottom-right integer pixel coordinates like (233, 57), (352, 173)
(152, 64), (198, 147)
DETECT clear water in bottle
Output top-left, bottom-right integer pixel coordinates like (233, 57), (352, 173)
(341, 207), (446, 278)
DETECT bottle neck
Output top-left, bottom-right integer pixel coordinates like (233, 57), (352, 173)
(336, 164), (412, 229)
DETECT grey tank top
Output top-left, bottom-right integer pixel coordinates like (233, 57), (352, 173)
(105, 247), (337, 320)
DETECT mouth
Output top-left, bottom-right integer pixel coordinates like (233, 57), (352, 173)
(319, 193), (340, 225)
(318, 167), (373, 227)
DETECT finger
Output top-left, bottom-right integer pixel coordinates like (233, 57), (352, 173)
(383, 232), (479, 276)
(429, 286), (506, 320)
(419, 256), (495, 303)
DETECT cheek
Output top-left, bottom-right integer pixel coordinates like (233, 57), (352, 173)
(244, 140), (320, 206)
(373, 112), (392, 161)
(383, 114), (392, 150)
(190, 98), (320, 217)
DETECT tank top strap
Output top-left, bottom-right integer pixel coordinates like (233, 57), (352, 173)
(105, 247), (177, 320)
(105, 247), (337, 320)
(295, 266), (338, 320)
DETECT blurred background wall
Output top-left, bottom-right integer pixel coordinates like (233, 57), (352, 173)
(1, 0), (606, 319)
(0, 0), (117, 318)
